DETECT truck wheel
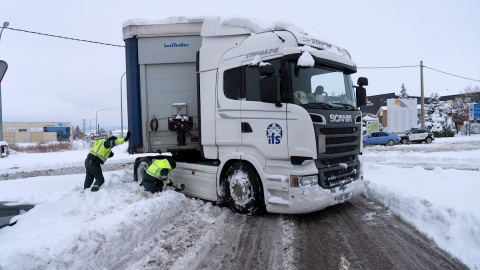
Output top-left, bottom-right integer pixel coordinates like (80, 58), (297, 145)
(134, 157), (151, 182)
(401, 138), (408, 144)
(225, 162), (265, 215)
(387, 139), (394, 146)
(425, 137), (432, 143)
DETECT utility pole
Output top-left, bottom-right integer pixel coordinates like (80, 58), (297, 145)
(420, 61), (425, 129)
(83, 119), (86, 140)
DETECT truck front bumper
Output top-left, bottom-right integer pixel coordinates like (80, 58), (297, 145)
(265, 177), (364, 214)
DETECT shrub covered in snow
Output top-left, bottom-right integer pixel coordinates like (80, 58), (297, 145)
(425, 93), (456, 137)
(460, 122), (480, 135)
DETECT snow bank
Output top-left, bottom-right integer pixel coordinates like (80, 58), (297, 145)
(0, 171), (201, 270)
(364, 162), (480, 269)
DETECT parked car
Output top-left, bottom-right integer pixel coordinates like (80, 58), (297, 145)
(397, 129), (434, 144)
(363, 131), (400, 147)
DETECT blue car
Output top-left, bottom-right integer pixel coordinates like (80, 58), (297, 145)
(363, 131), (400, 147)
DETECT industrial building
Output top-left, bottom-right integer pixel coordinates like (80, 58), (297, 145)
(1, 122), (73, 144)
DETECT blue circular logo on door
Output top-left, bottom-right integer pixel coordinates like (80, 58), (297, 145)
(266, 123), (283, 144)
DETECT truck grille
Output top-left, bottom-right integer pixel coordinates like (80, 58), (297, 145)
(316, 125), (361, 189)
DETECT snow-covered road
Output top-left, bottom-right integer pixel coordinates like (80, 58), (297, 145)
(0, 135), (479, 269)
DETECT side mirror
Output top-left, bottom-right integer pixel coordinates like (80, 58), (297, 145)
(260, 75), (278, 105)
(357, 77), (368, 87)
(258, 64), (275, 77)
(356, 86), (366, 107)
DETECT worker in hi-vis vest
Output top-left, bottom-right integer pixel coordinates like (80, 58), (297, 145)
(84, 131), (130, 192)
(142, 159), (176, 193)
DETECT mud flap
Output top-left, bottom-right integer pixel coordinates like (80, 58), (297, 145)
(0, 201), (35, 229)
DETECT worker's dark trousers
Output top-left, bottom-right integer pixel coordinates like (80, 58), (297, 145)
(84, 158), (105, 192)
(142, 173), (163, 193)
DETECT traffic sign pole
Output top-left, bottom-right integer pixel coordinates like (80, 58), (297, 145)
(0, 60), (7, 141)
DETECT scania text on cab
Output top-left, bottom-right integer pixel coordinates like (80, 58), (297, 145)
(123, 17), (368, 215)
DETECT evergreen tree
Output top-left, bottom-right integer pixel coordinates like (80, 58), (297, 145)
(425, 93), (455, 137)
(397, 83), (409, 98)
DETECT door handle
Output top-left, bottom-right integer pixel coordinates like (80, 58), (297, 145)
(241, 122), (253, 133)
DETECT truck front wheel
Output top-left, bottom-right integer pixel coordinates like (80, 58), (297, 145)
(225, 162), (265, 215)
(134, 157), (152, 182)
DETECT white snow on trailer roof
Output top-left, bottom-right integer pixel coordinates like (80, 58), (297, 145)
(122, 16), (304, 33)
(122, 16), (205, 28)
(123, 16), (351, 59)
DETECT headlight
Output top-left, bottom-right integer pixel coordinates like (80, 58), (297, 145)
(290, 175), (319, 187)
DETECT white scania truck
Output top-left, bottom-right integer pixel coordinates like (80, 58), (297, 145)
(123, 17), (368, 215)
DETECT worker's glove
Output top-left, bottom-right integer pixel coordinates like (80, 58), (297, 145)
(109, 152), (114, 158)
(125, 131), (131, 142)
(163, 179), (173, 187)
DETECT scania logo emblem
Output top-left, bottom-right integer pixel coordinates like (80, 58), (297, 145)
(330, 114), (353, 123)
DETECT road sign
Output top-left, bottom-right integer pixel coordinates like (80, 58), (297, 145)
(0, 60), (7, 83)
(469, 103), (480, 120)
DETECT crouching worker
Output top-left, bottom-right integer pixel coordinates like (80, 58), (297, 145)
(142, 159), (176, 193)
(84, 131), (130, 192)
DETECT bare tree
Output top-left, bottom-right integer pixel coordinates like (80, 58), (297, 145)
(445, 85), (480, 132)
(445, 95), (469, 129)
(464, 85), (480, 103)
(73, 126), (84, 140)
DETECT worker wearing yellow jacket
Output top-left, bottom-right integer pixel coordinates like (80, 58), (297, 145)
(84, 131), (130, 192)
(142, 159), (176, 193)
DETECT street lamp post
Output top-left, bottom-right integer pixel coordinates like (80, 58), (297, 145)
(96, 109), (106, 138)
(0, 22), (10, 142)
(120, 72), (126, 137)
(89, 119), (95, 141)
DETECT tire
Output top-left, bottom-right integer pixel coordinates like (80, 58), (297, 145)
(425, 137), (432, 144)
(387, 139), (394, 146)
(224, 162), (265, 215)
(363, 141), (366, 148)
(133, 157), (152, 182)
(400, 138), (408, 144)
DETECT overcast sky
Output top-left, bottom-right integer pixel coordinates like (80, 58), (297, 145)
(1, 0), (479, 131)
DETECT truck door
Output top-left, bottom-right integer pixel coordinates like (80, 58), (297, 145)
(240, 60), (289, 161)
(217, 67), (241, 150)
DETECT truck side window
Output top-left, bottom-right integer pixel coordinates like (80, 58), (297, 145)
(224, 59), (281, 102)
(224, 67), (243, 100)
(245, 59), (281, 102)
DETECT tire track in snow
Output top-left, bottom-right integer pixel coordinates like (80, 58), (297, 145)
(0, 162), (134, 180)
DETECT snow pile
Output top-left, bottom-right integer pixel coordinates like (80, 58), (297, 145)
(0, 170), (224, 270)
(123, 16), (306, 34)
(220, 16), (306, 34)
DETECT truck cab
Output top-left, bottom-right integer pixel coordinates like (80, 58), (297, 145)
(124, 17), (367, 214)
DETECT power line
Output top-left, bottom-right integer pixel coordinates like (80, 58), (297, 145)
(423, 66), (480, 83)
(1, 27), (124, 48)
(2, 26), (480, 83)
(358, 65), (420, 69)
(358, 64), (480, 83)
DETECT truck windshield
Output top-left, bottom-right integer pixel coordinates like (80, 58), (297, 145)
(290, 63), (356, 109)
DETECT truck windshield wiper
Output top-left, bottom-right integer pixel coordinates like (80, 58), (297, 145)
(300, 103), (333, 109)
(332, 103), (355, 110)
